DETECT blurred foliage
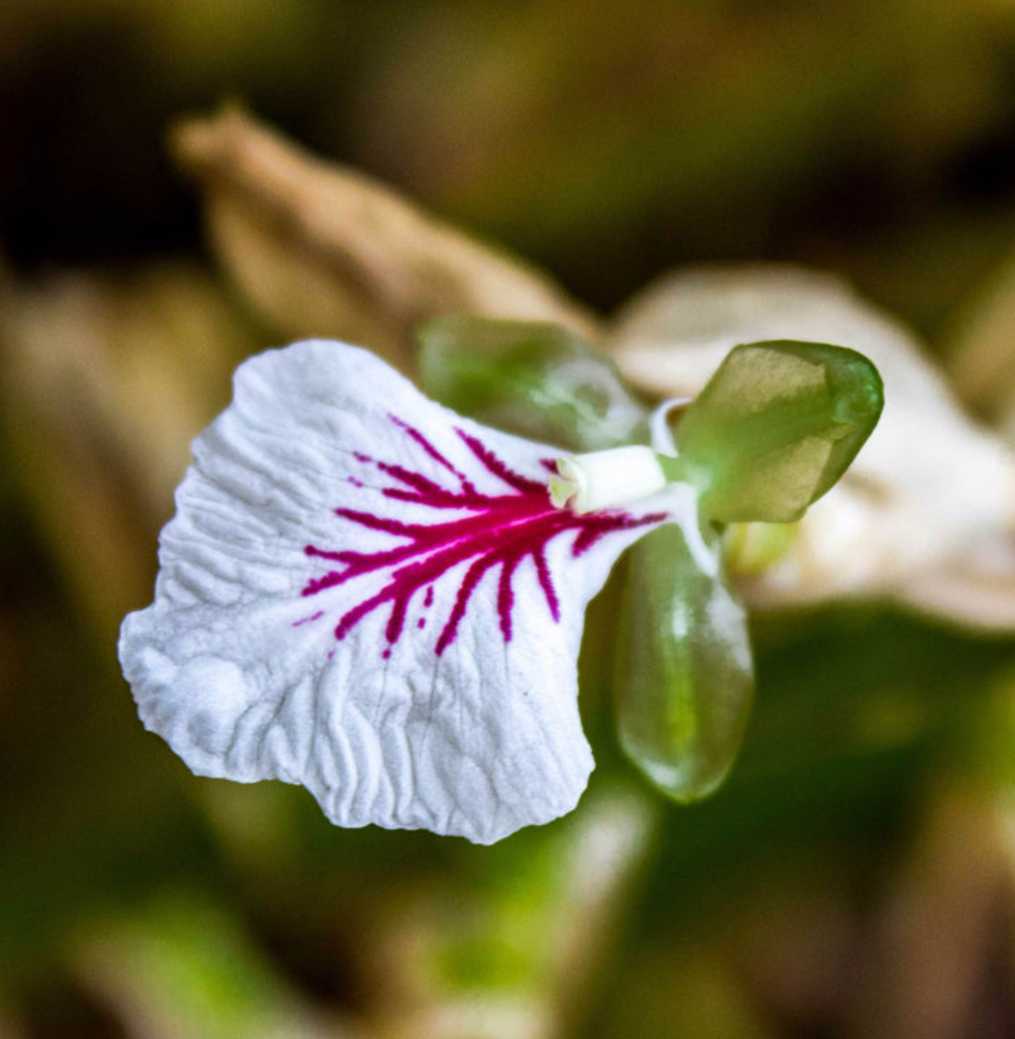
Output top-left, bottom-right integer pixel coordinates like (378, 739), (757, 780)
(6, 2), (1015, 1037)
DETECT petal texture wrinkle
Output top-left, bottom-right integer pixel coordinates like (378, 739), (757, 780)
(119, 340), (664, 843)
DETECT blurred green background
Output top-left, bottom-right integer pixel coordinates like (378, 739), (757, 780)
(6, 2), (1015, 1036)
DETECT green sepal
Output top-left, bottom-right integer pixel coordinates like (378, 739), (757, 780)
(416, 315), (648, 451)
(615, 521), (754, 803)
(673, 340), (884, 523)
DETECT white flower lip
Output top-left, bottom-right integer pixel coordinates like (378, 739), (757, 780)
(549, 445), (667, 514)
(118, 339), (671, 844)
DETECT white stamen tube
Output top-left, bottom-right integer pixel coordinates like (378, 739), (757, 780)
(549, 445), (667, 514)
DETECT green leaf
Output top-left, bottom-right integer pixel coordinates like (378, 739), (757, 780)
(672, 340), (884, 523)
(615, 521), (754, 803)
(417, 315), (647, 451)
(71, 891), (324, 1039)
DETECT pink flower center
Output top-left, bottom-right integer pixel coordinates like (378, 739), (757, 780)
(302, 417), (663, 656)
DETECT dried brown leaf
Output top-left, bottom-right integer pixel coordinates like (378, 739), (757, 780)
(170, 107), (598, 368)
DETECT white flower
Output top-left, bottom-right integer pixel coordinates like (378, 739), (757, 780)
(119, 340), (674, 844)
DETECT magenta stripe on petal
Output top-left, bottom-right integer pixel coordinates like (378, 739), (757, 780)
(302, 417), (662, 657)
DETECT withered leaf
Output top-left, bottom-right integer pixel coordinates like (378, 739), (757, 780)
(171, 107), (598, 368)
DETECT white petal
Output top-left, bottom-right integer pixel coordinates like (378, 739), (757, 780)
(120, 340), (663, 843)
(611, 266), (1015, 621)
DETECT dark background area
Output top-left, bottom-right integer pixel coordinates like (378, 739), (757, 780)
(7, 2), (1015, 328)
